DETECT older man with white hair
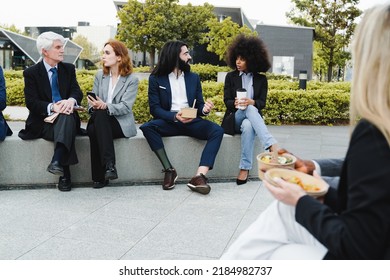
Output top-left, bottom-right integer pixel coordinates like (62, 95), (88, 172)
(18, 31), (83, 191)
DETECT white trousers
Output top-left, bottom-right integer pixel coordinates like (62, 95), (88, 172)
(221, 201), (328, 260)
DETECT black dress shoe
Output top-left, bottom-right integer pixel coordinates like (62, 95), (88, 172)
(93, 180), (109, 189)
(105, 162), (118, 180)
(58, 176), (71, 191)
(47, 161), (64, 176)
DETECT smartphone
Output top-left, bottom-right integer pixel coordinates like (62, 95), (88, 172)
(87, 91), (97, 99)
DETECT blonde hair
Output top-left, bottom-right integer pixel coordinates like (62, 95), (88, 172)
(350, 4), (390, 145)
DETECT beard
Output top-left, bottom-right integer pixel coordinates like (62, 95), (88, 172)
(178, 58), (191, 72)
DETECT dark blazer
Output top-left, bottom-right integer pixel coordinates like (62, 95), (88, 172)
(0, 66), (12, 140)
(296, 119), (390, 259)
(223, 70), (268, 114)
(18, 60), (83, 139)
(148, 72), (207, 121)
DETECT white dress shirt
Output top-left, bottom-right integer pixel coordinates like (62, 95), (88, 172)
(169, 71), (188, 111)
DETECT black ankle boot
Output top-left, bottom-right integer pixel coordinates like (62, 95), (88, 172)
(105, 162), (118, 180)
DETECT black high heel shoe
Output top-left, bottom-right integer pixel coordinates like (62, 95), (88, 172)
(236, 170), (249, 185)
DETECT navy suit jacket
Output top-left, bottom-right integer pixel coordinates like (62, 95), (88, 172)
(148, 72), (207, 122)
(18, 60), (83, 139)
(223, 70), (268, 115)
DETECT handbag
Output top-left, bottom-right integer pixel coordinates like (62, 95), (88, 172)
(221, 110), (235, 135)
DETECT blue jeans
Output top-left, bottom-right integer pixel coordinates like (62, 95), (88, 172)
(235, 105), (277, 170)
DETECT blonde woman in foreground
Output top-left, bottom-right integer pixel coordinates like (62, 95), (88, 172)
(221, 4), (390, 260)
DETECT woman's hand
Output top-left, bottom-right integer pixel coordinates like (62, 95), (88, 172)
(87, 95), (107, 110)
(264, 177), (307, 206)
(234, 97), (254, 109)
(264, 171), (327, 205)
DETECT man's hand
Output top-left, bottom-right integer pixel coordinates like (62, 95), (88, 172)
(203, 99), (214, 114)
(175, 111), (194, 123)
(53, 99), (75, 115)
(278, 148), (316, 175)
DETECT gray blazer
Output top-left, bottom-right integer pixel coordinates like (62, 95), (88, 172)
(92, 70), (139, 138)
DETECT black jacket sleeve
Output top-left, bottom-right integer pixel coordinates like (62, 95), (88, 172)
(295, 120), (390, 259)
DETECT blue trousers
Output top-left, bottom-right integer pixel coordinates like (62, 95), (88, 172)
(140, 118), (224, 169)
(235, 105), (277, 170)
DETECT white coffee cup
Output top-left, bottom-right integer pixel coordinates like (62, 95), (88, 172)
(236, 88), (247, 110)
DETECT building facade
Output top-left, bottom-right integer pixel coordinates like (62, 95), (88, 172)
(1, 1), (314, 78)
(113, 1), (314, 79)
(0, 28), (82, 70)
(74, 22), (117, 53)
(256, 24), (314, 80)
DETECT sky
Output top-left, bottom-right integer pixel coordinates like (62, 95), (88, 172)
(1, 0), (389, 30)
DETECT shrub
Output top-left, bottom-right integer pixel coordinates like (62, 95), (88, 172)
(133, 66), (151, 73)
(4, 68), (351, 125)
(266, 72), (298, 81)
(133, 79), (152, 124)
(265, 89), (350, 125)
(190, 64), (230, 82)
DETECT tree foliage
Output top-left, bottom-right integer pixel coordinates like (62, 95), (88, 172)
(286, 0), (362, 81)
(313, 41), (328, 81)
(72, 35), (99, 62)
(176, 3), (215, 45)
(116, 0), (214, 68)
(0, 24), (24, 34)
(201, 17), (257, 61)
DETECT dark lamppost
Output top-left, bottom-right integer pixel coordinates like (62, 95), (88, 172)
(299, 70), (307, 90)
(142, 35), (148, 66)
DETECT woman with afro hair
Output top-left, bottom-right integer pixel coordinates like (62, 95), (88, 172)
(223, 34), (278, 185)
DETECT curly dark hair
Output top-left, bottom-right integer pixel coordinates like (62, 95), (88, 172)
(225, 34), (271, 73)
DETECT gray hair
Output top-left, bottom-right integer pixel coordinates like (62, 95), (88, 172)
(36, 31), (65, 55)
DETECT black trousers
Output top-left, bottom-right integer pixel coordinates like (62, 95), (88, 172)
(87, 110), (125, 182)
(42, 113), (78, 165)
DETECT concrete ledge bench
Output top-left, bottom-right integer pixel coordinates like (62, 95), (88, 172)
(0, 130), (263, 188)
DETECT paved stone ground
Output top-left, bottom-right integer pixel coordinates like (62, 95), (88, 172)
(0, 107), (350, 260)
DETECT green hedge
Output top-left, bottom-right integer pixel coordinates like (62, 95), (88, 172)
(133, 64), (230, 82)
(265, 89), (350, 125)
(189, 64), (230, 82)
(4, 69), (351, 125)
